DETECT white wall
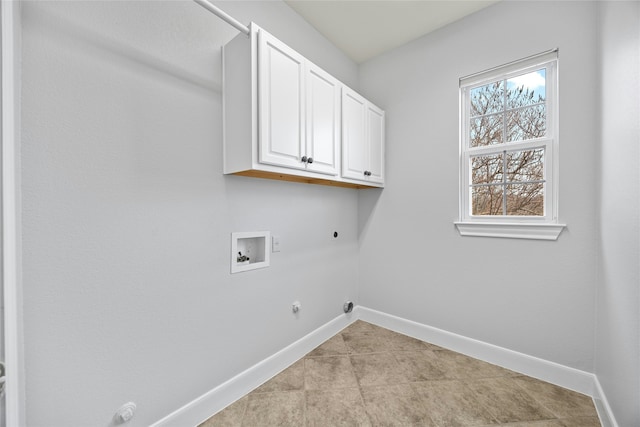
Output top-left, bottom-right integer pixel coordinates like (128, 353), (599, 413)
(596, 1), (640, 426)
(20, 1), (359, 425)
(358, 1), (599, 372)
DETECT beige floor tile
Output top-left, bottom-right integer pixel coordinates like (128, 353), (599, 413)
(559, 416), (602, 427)
(304, 355), (359, 390)
(394, 350), (447, 381)
(412, 379), (499, 426)
(378, 330), (435, 352)
(513, 376), (599, 419)
(367, 326), (402, 338)
(341, 320), (378, 335)
(359, 322), (392, 337)
(305, 388), (372, 427)
(342, 332), (383, 354)
(502, 421), (602, 427)
(350, 352), (408, 387)
(434, 349), (516, 379)
(253, 359), (304, 393)
(198, 396), (247, 427)
(307, 334), (348, 357)
(487, 421), (564, 427)
(199, 322), (601, 427)
(374, 327), (444, 351)
(464, 377), (555, 423)
(361, 383), (435, 426)
(241, 390), (304, 427)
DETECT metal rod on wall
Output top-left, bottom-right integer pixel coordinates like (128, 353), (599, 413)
(193, 0), (250, 36)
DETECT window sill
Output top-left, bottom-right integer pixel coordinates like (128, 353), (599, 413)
(454, 222), (566, 241)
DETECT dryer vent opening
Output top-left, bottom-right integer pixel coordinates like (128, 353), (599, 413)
(343, 301), (354, 313)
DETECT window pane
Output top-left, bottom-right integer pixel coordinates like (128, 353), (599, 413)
(506, 183), (544, 216)
(472, 184), (503, 216)
(506, 69), (546, 109)
(506, 149), (544, 182)
(471, 154), (503, 185)
(507, 104), (546, 142)
(470, 114), (503, 147)
(470, 81), (504, 116)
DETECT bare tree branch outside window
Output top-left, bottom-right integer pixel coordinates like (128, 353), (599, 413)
(469, 70), (546, 216)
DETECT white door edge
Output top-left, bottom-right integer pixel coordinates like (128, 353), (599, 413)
(2, 1), (24, 425)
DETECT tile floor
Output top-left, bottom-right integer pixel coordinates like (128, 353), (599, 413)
(200, 320), (601, 427)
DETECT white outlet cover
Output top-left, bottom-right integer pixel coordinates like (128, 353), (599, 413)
(272, 235), (281, 252)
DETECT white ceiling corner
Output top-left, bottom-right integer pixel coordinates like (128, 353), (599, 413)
(284, 0), (500, 63)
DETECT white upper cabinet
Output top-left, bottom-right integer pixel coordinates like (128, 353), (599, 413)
(223, 23), (382, 188)
(258, 30), (340, 176)
(366, 103), (385, 183)
(305, 64), (340, 175)
(258, 30), (306, 170)
(342, 87), (385, 184)
(342, 90), (367, 179)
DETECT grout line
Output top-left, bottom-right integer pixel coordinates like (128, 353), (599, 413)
(238, 395), (248, 427)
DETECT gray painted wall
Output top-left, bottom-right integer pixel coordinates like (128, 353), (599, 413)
(20, 1), (359, 425)
(358, 1), (599, 372)
(596, 2), (640, 426)
(18, 0), (640, 426)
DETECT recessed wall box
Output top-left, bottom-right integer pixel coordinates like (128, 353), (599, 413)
(231, 231), (270, 274)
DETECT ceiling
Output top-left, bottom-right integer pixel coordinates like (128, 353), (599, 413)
(284, 0), (499, 64)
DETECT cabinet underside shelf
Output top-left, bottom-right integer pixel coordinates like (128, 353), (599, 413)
(231, 170), (380, 189)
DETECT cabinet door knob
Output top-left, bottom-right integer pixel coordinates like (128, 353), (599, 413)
(364, 171), (371, 176)
(301, 156), (308, 163)
(307, 157), (313, 164)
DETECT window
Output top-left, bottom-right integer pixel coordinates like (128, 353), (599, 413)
(456, 50), (565, 240)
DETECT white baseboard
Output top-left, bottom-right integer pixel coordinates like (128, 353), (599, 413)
(592, 375), (619, 427)
(152, 306), (617, 427)
(357, 306), (596, 395)
(150, 312), (355, 427)
(358, 306), (617, 426)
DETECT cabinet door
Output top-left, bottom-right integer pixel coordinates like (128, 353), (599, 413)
(258, 29), (306, 170)
(306, 64), (340, 176)
(366, 103), (385, 184)
(341, 88), (367, 180)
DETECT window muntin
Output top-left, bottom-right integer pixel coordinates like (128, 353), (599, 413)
(459, 51), (558, 225)
(470, 147), (545, 216)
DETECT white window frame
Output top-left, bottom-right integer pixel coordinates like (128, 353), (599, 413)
(455, 50), (565, 240)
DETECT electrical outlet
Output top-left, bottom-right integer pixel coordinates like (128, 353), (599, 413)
(272, 235), (281, 252)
